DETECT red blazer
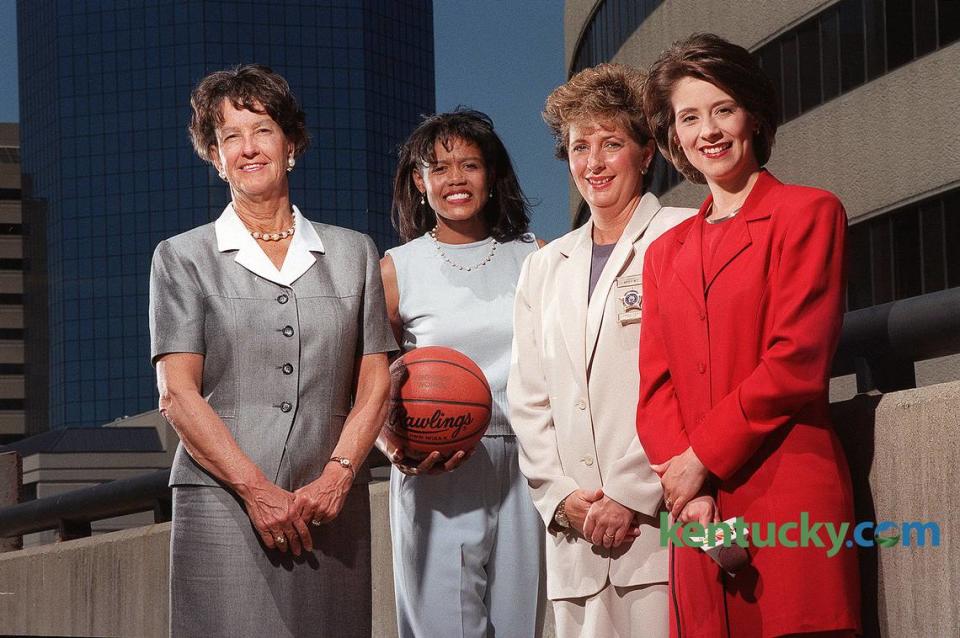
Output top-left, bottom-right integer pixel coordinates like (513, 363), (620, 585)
(637, 171), (860, 637)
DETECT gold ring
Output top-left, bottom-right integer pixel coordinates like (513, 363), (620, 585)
(603, 533), (615, 539)
(275, 534), (286, 544)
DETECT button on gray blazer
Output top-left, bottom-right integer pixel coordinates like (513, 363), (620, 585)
(149, 220), (397, 489)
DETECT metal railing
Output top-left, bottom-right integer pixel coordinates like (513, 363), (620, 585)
(833, 287), (960, 392)
(0, 469), (171, 544)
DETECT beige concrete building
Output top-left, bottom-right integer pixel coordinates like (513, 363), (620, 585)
(564, 0), (960, 390)
(0, 123), (24, 444)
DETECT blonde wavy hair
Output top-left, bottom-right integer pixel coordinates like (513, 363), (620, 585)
(543, 63), (652, 161)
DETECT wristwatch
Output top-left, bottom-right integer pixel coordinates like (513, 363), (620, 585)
(554, 496), (571, 529)
(328, 456), (356, 480)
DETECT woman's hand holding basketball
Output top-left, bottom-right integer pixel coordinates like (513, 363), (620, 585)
(397, 449), (474, 475)
(375, 425), (405, 464)
(377, 425), (474, 475)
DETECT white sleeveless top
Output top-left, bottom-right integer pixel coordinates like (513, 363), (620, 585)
(386, 233), (538, 436)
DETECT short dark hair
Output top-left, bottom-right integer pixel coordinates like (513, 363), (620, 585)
(391, 108), (532, 243)
(643, 33), (779, 184)
(188, 64), (309, 163)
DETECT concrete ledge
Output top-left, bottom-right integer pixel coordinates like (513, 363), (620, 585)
(833, 380), (959, 636)
(0, 523), (170, 637)
(0, 483), (402, 638)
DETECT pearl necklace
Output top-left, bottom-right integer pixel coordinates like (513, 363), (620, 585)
(251, 220), (295, 241)
(429, 226), (498, 271)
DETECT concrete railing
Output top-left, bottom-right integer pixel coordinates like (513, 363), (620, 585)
(2, 381), (957, 637)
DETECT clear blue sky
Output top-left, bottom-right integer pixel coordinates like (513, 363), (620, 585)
(0, 0), (569, 238)
(433, 1), (570, 239)
(0, 0), (15, 122)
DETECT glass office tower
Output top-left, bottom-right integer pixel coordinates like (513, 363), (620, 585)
(17, 0), (434, 430)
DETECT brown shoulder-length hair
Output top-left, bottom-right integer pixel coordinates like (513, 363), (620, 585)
(188, 64), (309, 163)
(643, 33), (779, 184)
(391, 108), (532, 243)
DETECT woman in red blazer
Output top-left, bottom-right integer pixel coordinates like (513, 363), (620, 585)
(636, 34), (860, 637)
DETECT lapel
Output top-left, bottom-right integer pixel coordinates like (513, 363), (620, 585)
(585, 193), (662, 363)
(555, 221), (592, 384)
(672, 200), (709, 314)
(704, 171), (775, 293)
(672, 170), (778, 307)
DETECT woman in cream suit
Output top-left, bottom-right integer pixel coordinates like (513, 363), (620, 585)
(508, 64), (695, 637)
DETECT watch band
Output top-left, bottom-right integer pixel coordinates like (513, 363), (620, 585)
(328, 456), (356, 480)
(554, 496), (570, 528)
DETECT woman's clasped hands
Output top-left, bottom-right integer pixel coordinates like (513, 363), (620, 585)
(564, 489), (642, 550)
(651, 446), (709, 519)
(240, 465), (354, 556)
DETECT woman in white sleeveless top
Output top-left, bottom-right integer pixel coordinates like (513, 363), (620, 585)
(377, 109), (545, 638)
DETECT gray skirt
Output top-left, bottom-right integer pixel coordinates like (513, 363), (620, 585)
(170, 484), (371, 638)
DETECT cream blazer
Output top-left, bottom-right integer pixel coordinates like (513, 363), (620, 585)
(508, 193), (696, 600)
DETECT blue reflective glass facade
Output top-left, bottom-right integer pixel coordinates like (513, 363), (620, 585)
(17, 0), (434, 429)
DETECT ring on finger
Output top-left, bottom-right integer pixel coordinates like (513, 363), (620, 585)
(275, 534), (286, 545)
(310, 519), (322, 527)
(603, 533), (615, 539)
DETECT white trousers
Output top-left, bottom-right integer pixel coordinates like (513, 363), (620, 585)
(552, 581), (669, 638)
(390, 436), (545, 638)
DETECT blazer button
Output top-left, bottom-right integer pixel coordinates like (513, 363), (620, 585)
(575, 399), (586, 410)
(280, 401), (293, 413)
(582, 456), (594, 466)
(282, 363), (294, 375)
(697, 362), (706, 374)
(282, 325), (295, 337)
(277, 294), (289, 304)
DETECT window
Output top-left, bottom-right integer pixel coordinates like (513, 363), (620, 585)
(820, 12), (841, 101)
(571, 0), (666, 73)
(756, 0), (956, 124)
(847, 188), (960, 309)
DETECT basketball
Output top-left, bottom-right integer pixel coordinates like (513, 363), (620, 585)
(386, 346), (492, 462)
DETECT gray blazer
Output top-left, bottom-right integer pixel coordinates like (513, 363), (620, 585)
(149, 219), (397, 490)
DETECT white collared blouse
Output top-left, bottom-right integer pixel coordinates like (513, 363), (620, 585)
(214, 203), (325, 286)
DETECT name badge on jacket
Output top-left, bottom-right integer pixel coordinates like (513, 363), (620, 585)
(616, 274), (642, 325)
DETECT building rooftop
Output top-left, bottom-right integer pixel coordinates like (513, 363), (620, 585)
(0, 426), (163, 457)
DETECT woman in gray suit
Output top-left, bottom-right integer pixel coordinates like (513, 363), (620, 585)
(149, 64), (396, 638)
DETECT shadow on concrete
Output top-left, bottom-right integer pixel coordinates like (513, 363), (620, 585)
(832, 393), (883, 638)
